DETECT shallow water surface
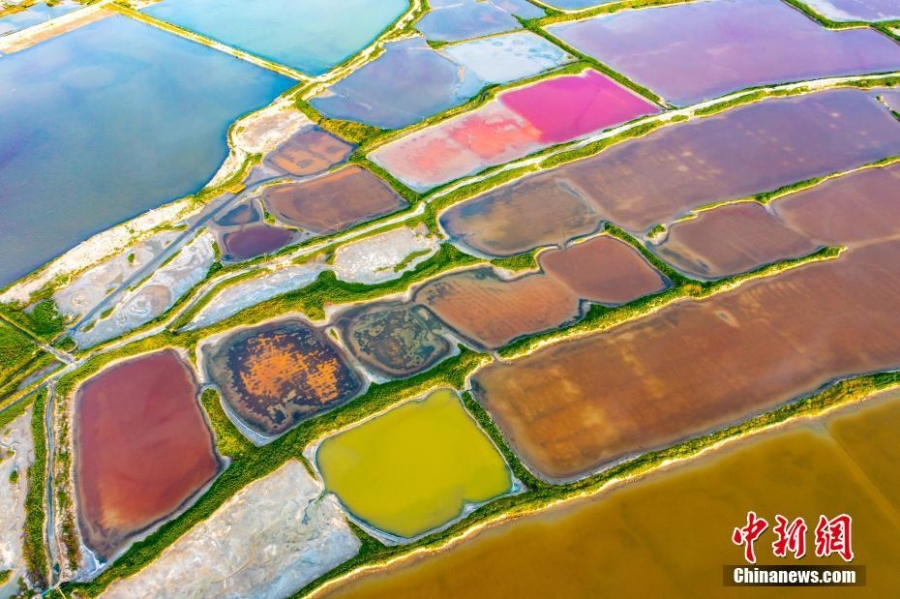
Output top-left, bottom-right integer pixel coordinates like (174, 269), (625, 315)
(0, 15), (293, 287)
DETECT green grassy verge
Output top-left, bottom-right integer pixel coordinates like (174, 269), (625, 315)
(0, 321), (40, 385)
(22, 389), (48, 590)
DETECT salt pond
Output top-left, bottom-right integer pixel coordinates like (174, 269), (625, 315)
(0, 15), (293, 287)
(144, 0), (409, 75)
(548, 0), (900, 106)
(315, 389), (514, 539)
(441, 31), (574, 85)
(371, 69), (659, 190)
(416, 0), (526, 43)
(310, 37), (484, 130)
(800, 0), (900, 22)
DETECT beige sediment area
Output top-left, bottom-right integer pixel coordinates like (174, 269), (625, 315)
(0, 1), (112, 54)
(73, 232), (215, 347)
(101, 460), (360, 599)
(0, 409), (33, 597)
(332, 225), (438, 285)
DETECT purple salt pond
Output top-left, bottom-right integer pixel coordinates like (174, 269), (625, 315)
(800, 0), (900, 22)
(222, 226), (296, 262)
(310, 37), (484, 129)
(548, 0), (900, 106)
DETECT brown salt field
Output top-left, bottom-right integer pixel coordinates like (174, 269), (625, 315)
(773, 163), (900, 248)
(539, 235), (668, 304)
(439, 175), (602, 257)
(322, 389), (900, 598)
(474, 90), (900, 234)
(473, 239), (900, 481)
(74, 350), (220, 560)
(414, 268), (581, 350)
(265, 126), (354, 176)
(653, 202), (820, 279)
(263, 166), (408, 234)
(336, 302), (453, 379)
(205, 319), (364, 437)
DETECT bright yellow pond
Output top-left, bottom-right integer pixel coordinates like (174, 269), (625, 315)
(316, 389), (513, 538)
(322, 388), (900, 598)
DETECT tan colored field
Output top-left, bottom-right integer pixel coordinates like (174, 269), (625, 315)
(440, 174), (602, 257)
(773, 163), (900, 248)
(322, 390), (900, 599)
(654, 202), (819, 278)
(414, 268), (580, 350)
(540, 235), (667, 304)
(266, 127), (353, 176)
(474, 240), (900, 481)
(263, 166), (407, 234)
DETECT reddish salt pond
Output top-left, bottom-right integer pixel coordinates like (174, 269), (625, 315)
(415, 268), (581, 350)
(75, 350), (220, 560)
(221, 225), (296, 262)
(370, 69), (659, 191)
(773, 163), (900, 247)
(482, 90), (900, 234)
(540, 235), (667, 304)
(653, 202), (820, 279)
(263, 166), (408, 234)
(548, 0), (900, 106)
(440, 174), (602, 257)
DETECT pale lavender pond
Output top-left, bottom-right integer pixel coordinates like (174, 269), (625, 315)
(309, 37), (484, 129)
(416, 0), (540, 42)
(548, 0), (900, 106)
(801, 0), (900, 22)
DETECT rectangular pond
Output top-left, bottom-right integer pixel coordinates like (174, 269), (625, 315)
(0, 15), (293, 288)
(144, 0), (409, 75)
(75, 350), (221, 561)
(652, 202), (821, 279)
(441, 31), (574, 85)
(485, 89), (900, 235)
(547, 0), (900, 106)
(322, 389), (900, 598)
(371, 69), (659, 191)
(474, 239), (900, 481)
(315, 389), (515, 540)
(415, 0), (530, 42)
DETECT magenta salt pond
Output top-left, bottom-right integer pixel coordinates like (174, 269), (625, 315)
(370, 69), (659, 191)
(548, 0), (900, 106)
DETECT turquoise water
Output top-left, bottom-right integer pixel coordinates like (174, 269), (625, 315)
(144, 0), (409, 75)
(0, 16), (293, 287)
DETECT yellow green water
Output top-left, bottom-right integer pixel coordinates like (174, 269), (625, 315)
(316, 389), (513, 538)
(323, 389), (900, 598)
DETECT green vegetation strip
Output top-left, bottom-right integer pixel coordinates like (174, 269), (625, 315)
(499, 227), (841, 359)
(22, 389), (48, 590)
(63, 348), (489, 597)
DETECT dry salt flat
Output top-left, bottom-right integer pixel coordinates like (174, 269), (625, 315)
(74, 232), (215, 347)
(0, 410), (33, 597)
(332, 225), (438, 285)
(101, 460), (360, 599)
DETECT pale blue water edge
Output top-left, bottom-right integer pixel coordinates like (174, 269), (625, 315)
(0, 15), (294, 288)
(0, 1), (80, 37)
(144, 0), (410, 75)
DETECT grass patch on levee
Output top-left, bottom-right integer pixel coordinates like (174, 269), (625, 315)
(0, 321), (40, 385)
(22, 389), (48, 590)
(63, 348), (490, 597)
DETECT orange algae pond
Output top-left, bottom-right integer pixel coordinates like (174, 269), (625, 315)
(473, 239), (900, 481)
(204, 319), (364, 438)
(315, 389), (515, 539)
(74, 350), (221, 560)
(321, 389), (900, 598)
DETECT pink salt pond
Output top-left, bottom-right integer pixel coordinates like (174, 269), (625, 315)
(370, 69), (659, 191)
